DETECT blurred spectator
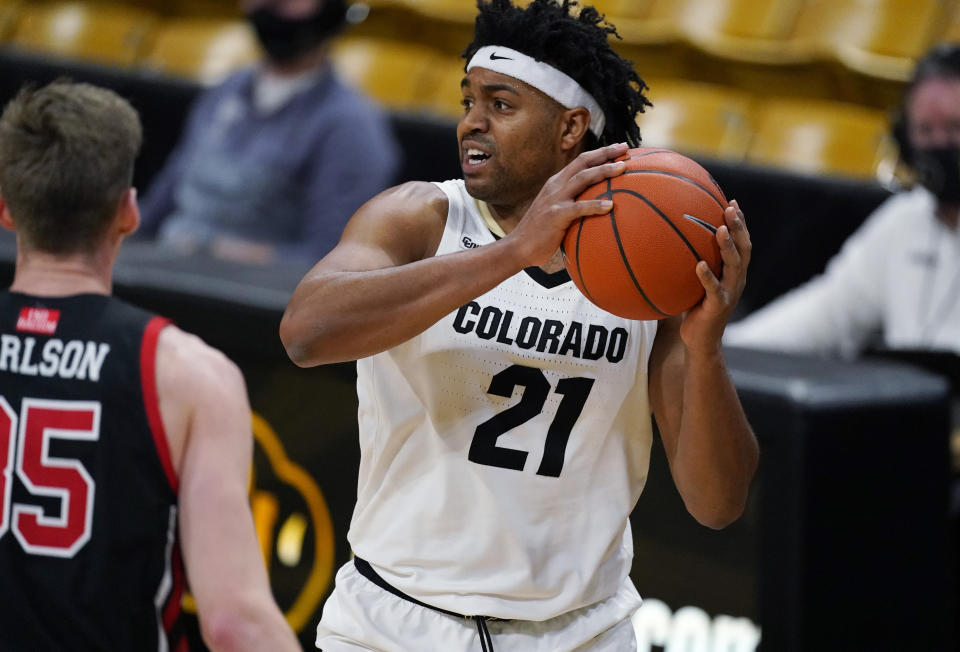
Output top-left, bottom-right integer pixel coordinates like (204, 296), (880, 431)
(724, 43), (960, 358)
(139, 0), (401, 265)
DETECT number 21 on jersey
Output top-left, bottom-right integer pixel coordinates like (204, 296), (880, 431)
(0, 397), (100, 558)
(469, 364), (594, 477)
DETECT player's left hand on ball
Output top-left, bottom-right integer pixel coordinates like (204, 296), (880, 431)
(681, 200), (751, 351)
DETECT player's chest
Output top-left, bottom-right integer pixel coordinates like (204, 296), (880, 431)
(414, 275), (651, 386)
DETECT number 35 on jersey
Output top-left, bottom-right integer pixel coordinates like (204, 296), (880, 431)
(0, 396), (100, 558)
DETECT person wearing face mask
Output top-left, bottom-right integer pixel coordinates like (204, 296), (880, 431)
(723, 43), (960, 358)
(138, 0), (400, 265)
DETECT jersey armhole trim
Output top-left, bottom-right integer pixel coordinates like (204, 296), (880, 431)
(431, 180), (466, 256)
(141, 316), (178, 494)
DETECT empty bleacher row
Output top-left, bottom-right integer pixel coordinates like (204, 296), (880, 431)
(0, 0), (259, 83)
(364, 0), (958, 104)
(19, 0), (957, 86)
(0, 0), (948, 183)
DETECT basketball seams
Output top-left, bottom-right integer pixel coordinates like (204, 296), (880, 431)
(572, 219), (591, 300)
(612, 188), (706, 265)
(623, 149), (673, 160)
(569, 178), (613, 307)
(563, 147), (726, 320)
(608, 207), (670, 318)
(620, 170), (726, 208)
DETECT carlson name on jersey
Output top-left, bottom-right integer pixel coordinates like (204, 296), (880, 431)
(0, 333), (111, 382)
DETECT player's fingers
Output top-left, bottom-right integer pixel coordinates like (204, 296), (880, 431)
(580, 141), (630, 167)
(725, 201), (752, 267)
(573, 198), (614, 217)
(567, 160), (626, 196)
(547, 198), (614, 228)
(717, 225), (742, 272)
(696, 260), (722, 296)
(559, 142), (629, 180)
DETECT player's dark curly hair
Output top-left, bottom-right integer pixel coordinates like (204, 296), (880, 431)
(463, 0), (650, 149)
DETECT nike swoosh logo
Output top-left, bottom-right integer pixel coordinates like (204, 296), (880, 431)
(489, 52), (513, 61)
(682, 213), (718, 234)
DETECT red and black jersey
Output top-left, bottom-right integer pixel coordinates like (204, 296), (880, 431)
(0, 291), (189, 652)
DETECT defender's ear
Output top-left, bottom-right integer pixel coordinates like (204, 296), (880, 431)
(116, 188), (140, 237)
(0, 197), (15, 232)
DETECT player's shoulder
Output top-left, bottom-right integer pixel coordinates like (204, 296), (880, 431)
(155, 325), (244, 397)
(374, 180), (449, 217)
(151, 326), (249, 474)
(345, 181), (450, 258)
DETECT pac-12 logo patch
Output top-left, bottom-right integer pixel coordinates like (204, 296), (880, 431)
(16, 307), (60, 335)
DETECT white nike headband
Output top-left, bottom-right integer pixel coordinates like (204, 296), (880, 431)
(466, 46), (607, 138)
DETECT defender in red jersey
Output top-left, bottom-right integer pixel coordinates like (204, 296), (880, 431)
(0, 81), (299, 652)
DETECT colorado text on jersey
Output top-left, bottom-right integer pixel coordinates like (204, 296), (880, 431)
(452, 300), (629, 363)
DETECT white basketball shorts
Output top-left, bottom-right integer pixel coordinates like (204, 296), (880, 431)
(316, 560), (642, 652)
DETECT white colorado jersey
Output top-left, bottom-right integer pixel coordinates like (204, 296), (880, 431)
(348, 179), (658, 621)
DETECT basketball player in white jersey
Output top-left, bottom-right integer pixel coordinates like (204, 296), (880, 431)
(281, 1), (758, 650)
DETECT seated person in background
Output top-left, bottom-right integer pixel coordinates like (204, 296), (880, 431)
(724, 43), (960, 358)
(139, 0), (400, 265)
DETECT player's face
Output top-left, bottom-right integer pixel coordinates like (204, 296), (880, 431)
(906, 77), (960, 150)
(457, 67), (567, 206)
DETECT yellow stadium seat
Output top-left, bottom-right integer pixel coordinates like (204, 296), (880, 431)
(647, 0), (838, 103)
(592, 1), (692, 82)
(424, 56), (468, 119)
(0, 0), (22, 43)
(802, 0), (946, 86)
(786, 0), (947, 107)
(588, 0), (683, 45)
(678, 0), (810, 64)
(402, 0), (477, 25)
(141, 18), (260, 84)
(746, 98), (897, 180)
(106, 0), (241, 19)
(10, 2), (156, 66)
(638, 79), (753, 161)
(164, 0), (243, 19)
(331, 37), (443, 111)
(795, 0), (947, 82)
(941, 3), (960, 43)
(377, 0), (480, 55)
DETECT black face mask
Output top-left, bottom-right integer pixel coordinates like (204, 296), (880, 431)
(912, 145), (960, 203)
(247, 2), (345, 64)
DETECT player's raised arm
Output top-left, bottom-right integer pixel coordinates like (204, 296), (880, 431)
(648, 201), (758, 530)
(156, 326), (300, 652)
(279, 144), (627, 367)
(279, 181), (522, 366)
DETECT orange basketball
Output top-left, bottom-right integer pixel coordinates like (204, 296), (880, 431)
(562, 147), (727, 321)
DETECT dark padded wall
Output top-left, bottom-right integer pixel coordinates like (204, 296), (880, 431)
(727, 348), (953, 652)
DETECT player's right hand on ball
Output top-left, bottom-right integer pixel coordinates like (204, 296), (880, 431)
(509, 142), (629, 267)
